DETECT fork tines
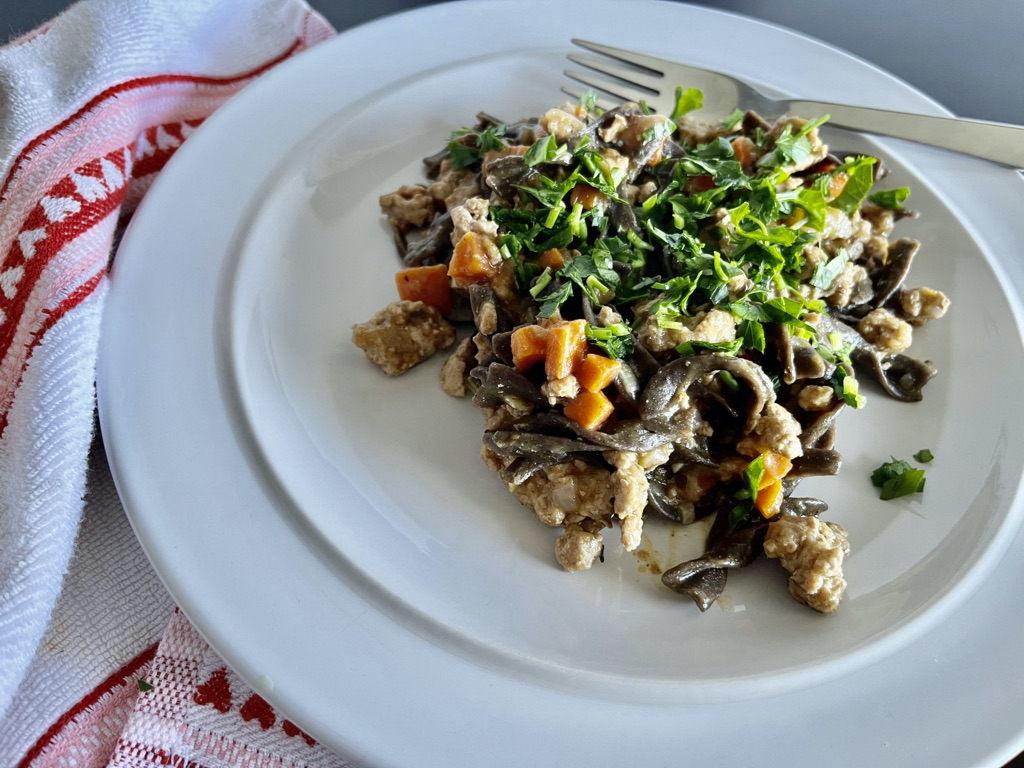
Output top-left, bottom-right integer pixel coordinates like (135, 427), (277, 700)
(564, 39), (672, 112)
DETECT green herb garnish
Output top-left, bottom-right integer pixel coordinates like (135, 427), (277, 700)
(830, 156), (877, 215)
(670, 86), (704, 122)
(869, 187), (910, 210)
(871, 457), (927, 500)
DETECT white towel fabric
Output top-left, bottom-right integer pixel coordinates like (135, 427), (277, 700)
(0, 2), (355, 765)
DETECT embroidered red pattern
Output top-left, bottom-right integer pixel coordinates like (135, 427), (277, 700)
(193, 668), (232, 713)
(17, 642), (158, 768)
(0, 37), (308, 439)
(239, 693), (276, 730)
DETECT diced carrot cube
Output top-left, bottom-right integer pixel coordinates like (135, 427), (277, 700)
(731, 136), (755, 168)
(570, 183), (607, 211)
(784, 208), (806, 227)
(563, 389), (615, 431)
(827, 171), (848, 201)
(757, 450), (793, 490)
(688, 174), (715, 193)
(448, 231), (499, 284)
(755, 478), (784, 518)
(537, 248), (566, 270)
(575, 353), (622, 393)
(395, 263), (452, 315)
(510, 325), (549, 371)
(646, 139), (666, 167)
(807, 158), (840, 176)
(544, 319), (588, 380)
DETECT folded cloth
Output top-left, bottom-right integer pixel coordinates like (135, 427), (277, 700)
(0, 1), (355, 765)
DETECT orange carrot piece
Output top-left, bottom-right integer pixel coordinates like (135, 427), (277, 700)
(575, 353), (622, 393)
(755, 478), (784, 518)
(731, 136), (755, 167)
(448, 231), (498, 284)
(784, 208), (806, 227)
(570, 183), (606, 211)
(687, 174), (715, 193)
(537, 248), (566, 270)
(757, 450), (793, 491)
(563, 389), (615, 431)
(395, 264), (452, 315)
(827, 171), (849, 201)
(510, 325), (549, 371)
(544, 319), (588, 380)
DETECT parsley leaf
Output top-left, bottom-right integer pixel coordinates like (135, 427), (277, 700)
(772, 126), (813, 168)
(447, 125), (508, 170)
(138, 679), (155, 692)
(722, 108), (744, 131)
(778, 186), (827, 231)
(447, 140), (479, 170)
(810, 249), (850, 291)
(913, 448), (934, 463)
(738, 318), (766, 353)
(644, 276), (700, 329)
(523, 134), (569, 166)
(642, 117), (677, 145)
(755, 117), (826, 170)
(578, 89), (599, 114)
(561, 252), (620, 305)
(871, 457), (926, 500)
(535, 281), (574, 318)
(869, 187), (911, 210)
(670, 86), (704, 121)
(830, 156), (877, 215)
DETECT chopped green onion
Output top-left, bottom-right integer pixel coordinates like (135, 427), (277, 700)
(529, 267), (553, 298)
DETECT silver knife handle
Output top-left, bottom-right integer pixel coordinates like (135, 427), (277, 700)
(785, 99), (1024, 168)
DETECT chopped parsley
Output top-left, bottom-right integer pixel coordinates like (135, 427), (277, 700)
(810, 249), (850, 292)
(445, 89), (906, 423)
(670, 86), (704, 122)
(523, 134), (569, 166)
(447, 124), (508, 170)
(138, 679), (155, 692)
(869, 187), (910, 210)
(913, 448), (934, 463)
(830, 156), (877, 215)
(871, 457), (927, 500)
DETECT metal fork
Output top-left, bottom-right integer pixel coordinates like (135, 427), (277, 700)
(564, 39), (1024, 168)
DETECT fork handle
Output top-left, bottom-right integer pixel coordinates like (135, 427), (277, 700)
(784, 100), (1024, 168)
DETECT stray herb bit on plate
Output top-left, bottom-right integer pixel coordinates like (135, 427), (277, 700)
(914, 448), (934, 463)
(871, 456), (928, 500)
(353, 84), (951, 616)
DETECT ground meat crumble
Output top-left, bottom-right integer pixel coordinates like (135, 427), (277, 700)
(764, 516), (850, 614)
(351, 300), (456, 376)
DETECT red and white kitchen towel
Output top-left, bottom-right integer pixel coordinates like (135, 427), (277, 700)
(0, 1), (356, 765)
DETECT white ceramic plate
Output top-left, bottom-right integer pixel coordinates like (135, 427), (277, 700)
(98, 2), (1024, 765)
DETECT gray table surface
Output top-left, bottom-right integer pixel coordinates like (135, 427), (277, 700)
(1, 0), (1021, 765)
